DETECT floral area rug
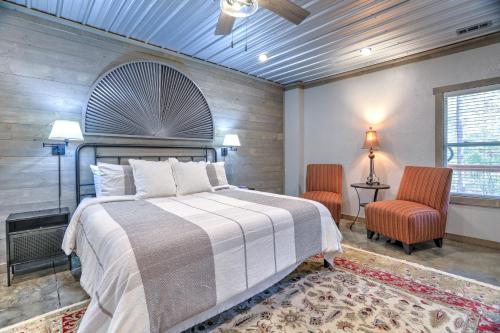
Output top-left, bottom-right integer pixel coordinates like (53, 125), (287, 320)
(0, 300), (88, 333)
(1, 245), (498, 333)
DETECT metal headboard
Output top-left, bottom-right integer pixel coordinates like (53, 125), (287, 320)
(75, 143), (217, 203)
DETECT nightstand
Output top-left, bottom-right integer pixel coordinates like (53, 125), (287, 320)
(349, 183), (390, 230)
(5, 207), (70, 286)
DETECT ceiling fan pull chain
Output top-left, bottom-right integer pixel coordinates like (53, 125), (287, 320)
(245, 17), (248, 52)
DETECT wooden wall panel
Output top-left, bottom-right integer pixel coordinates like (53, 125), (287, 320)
(0, 8), (284, 270)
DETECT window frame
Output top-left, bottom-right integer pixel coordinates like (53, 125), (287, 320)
(434, 77), (500, 208)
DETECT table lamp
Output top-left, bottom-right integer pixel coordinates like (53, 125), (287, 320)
(362, 126), (380, 185)
(43, 120), (84, 209)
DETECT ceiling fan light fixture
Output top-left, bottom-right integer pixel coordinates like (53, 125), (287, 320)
(220, 0), (258, 18)
(258, 53), (268, 63)
(360, 47), (373, 56)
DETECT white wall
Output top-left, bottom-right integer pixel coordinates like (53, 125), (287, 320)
(285, 42), (500, 242)
(284, 87), (305, 196)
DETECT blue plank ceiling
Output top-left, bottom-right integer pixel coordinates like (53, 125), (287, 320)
(4, 0), (500, 84)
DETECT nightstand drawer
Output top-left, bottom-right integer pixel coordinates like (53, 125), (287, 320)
(8, 215), (68, 232)
(9, 225), (67, 265)
(6, 207), (70, 233)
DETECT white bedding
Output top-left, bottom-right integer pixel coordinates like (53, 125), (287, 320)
(63, 189), (342, 333)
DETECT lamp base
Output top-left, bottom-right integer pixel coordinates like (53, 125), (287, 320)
(366, 149), (380, 185)
(365, 179), (380, 186)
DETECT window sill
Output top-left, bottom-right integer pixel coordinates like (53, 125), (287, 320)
(450, 194), (500, 208)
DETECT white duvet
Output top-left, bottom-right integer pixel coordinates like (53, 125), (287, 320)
(63, 189), (342, 333)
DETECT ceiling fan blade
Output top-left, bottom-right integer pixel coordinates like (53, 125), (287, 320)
(259, 0), (310, 25)
(215, 11), (236, 35)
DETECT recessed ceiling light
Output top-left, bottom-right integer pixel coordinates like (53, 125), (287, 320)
(258, 53), (268, 63)
(360, 47), (372, 56)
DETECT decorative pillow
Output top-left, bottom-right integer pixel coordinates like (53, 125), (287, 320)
(206, 162), (229, 187)
(90, 163), (136, 197)
(170, 160), (213, 196)
(89, 165), (103, 197)
(128, 159), (176, 199)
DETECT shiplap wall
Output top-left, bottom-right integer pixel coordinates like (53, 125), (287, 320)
(0, 8), (283, 269)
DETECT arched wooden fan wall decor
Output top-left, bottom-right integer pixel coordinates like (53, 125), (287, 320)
(84, 61), (214, 140)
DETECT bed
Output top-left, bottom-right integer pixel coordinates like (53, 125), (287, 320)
(64, 144), (342, 333)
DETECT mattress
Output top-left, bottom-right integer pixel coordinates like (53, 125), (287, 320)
(62, 189), (342, 333)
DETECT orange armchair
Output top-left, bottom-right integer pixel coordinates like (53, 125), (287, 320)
(302, 164), (343, 226)
(365, 166), (453, 254)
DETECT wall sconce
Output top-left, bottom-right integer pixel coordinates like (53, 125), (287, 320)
(221, 134), (240, 157)
(362, 126), (380, 185)
(43, 120), (84, 155)
(43, 120), (84, 209)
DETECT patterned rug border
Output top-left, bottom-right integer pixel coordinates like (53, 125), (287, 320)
(334, 252), (498, 331)
(342, 244), (500, 290)
(0, 300), (90, 333)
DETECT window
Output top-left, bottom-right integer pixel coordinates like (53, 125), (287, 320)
(444, 85), (500, 198)
(435, 78), (500, 207)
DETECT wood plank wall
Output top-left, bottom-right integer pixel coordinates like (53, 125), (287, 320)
(0, 8), (284, 270)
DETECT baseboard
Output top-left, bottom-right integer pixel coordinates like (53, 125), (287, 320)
(445, 233), (500, 250)
(341, 214), (365, 223)
(341, 214), (500, 250)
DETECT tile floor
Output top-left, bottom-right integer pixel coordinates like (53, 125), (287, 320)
(0, 219), (498, 329)
(0, 262), (87, 328)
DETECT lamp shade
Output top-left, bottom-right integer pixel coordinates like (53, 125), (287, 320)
(222, 134), (241, 147)
(362, 127), (379, 149)
(49, 120), (84, 141)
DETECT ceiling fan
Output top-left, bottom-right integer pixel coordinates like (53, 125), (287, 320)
(215, 0), (310, 35)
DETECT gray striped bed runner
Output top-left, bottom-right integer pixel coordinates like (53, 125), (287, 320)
(101, 189), (323, 332)
(102, 200), (216, 333)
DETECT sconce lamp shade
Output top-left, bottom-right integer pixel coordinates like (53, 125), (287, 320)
(49, 120), (84, 141)
(223, 134), (241, 147)
(362, 127), (379, 150)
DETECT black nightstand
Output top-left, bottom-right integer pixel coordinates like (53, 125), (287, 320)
(5, 207), (70, 286)
(350, 183), (390, 230)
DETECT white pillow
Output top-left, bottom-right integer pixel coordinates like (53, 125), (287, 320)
(170, 160), (213, 196)
(206, 162), (229, 187)
(90, 165), (103, 197)
(129, 159), (176, 199)
(90, 163), (136, 197)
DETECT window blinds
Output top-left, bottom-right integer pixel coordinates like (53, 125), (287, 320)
(444, 84), (500, 197)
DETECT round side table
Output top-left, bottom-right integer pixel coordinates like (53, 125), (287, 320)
(349, 183), (390, 230)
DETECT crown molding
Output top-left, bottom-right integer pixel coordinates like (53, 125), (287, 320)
(282, 31), (500, 90)
(299, 31), (500, 89)
(284, 81), (305, 91)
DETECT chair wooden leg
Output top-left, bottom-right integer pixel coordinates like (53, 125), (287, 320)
(367, 230), (375, 239)
(403, 243), (412, 255)
(434, 238), (443, 248)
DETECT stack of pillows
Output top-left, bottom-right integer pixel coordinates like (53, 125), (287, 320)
(90, 158), (230, 199)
